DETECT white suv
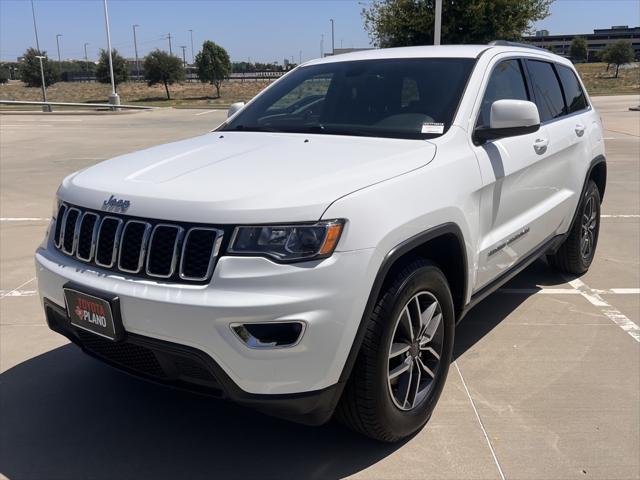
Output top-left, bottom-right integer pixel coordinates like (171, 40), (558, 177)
(36, 43), (605, 442)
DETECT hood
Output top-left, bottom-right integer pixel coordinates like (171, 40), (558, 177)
(59, 131), (436, 223)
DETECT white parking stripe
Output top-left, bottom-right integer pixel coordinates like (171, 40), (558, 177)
(0, 277), (36, 300)
(0, 290), (37, 297)
(601, 214), (640, 218)
(455, 362), (506, 480)
(498, 288), (640, 295)
(0, 217), (49, 222)
(566, 277), (639, 343)
(194, 109), (220, 116)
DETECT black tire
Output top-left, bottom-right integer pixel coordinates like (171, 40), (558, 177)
(336, 259), (455, 442)
(548, 180), (601, 275)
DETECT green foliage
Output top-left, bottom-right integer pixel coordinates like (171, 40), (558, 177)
(362, 0), (553, 47)
(195, 41), (231, 97)
(58, 60), (96, 81)
(602, 40), (635, 78)
(18, 48), (60, 87)
(96, 48), (128, 87)
(570, 37), (588, 62)
(143, 49), (185, 100)
(0, 66), (8, 84)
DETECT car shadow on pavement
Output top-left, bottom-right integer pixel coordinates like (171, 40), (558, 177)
(0, 260), (570, 480)
(0, 344), (404, 480)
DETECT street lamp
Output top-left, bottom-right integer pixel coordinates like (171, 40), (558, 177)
(189, 29), (194, 63)
(434, 0), (442, 45)
(34, 55), (51, 112)
(330, 19), (335, 54)
(30, 0), (40, 51)
(102, 0), (119, 107)
(56, 34), (63, 62)
(180, 46), (187, 67)
(84, 42), (90, 78)
(132, 24), (140, 81)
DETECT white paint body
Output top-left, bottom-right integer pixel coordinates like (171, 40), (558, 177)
(35, 45), (604, 395)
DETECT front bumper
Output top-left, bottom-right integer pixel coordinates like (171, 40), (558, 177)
(43, 299), (341, 425)
(35, 232), (376, 397)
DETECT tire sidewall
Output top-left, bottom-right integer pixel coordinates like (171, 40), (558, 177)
(373, 264), (455, 439)
(577, 182), (601, 270)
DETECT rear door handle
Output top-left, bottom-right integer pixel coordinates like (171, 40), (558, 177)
(575, 124), (586, 137)
(533, 138), (549, 154)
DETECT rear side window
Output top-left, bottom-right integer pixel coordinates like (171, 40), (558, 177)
(526, 60), (566, 122)
(478, 59), (529, 128)
(556, 65), (589, 114)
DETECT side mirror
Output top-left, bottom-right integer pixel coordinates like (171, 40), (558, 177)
(474, 99), (540, 143)
(227, 102), (245, 118)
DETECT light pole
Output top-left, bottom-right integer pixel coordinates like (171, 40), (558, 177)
(84, 42), (90, 79)
(56, 34), (63, 62)
(30, 0), (40, 51)
(330, 19), (335, 55)
(320, 34), (324, 58)
(180, 46), (187, 67)
(35, 55), (51, 112)
(102, 0), (119, 107)
(132, 24), (140, 81)
(189, 29), (194, 63)
(434, 0), (442, 45)
(164, 33), (173, 55)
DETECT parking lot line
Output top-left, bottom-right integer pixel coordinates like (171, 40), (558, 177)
(194, 109), (220, 116)
(0, 218), (49, 222)
(455, 362), (506, 480)
(0, 277), (36, 300)
(566, 277), (640, 343)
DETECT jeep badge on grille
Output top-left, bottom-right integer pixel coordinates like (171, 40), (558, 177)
(102, 195), (131, 213)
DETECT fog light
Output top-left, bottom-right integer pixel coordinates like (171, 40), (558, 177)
(230, 321), (305, 349)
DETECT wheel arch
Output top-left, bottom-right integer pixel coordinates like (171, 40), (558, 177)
(338, 222), (468, 385)
(589, 155), (607, 202)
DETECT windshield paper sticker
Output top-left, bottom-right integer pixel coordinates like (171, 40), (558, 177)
(421, 122), (444, 134)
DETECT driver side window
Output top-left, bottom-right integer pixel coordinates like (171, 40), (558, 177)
(478, 59), (529, 128)
(268, 73), (333, 112)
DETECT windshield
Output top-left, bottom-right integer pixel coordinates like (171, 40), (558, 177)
(222, 58), (475, 140)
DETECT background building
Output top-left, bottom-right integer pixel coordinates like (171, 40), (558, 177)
(524, 25), (640, 61)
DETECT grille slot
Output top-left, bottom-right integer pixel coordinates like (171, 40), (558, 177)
(180, 228), (222, 280)
(95, 217), (123, 268)
(146, 225), (183, 278)
(53, 203), (223, 284)
(61, 208), (81, 254)
(118, 221), (151, 273)
(76, 212), (99, 261)
(54, 204), (67, 248)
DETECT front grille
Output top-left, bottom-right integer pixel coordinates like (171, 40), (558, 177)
(53, 203), (224, 284)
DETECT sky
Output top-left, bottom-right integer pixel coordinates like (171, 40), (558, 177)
(0, 0), (638, 63)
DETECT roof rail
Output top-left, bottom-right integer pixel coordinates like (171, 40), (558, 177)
(488, 40), (549, 52)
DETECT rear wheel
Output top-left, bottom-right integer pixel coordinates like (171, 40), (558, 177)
(336, 259), (454, 442)
(548, 180), (601, 275)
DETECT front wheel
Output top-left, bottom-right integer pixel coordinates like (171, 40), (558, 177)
(548, 180), (601, 275)
(336, 259), (455, 442)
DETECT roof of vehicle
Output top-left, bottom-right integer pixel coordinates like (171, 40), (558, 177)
(304, 44), (565, 66)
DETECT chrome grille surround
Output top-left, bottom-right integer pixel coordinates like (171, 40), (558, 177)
(52, 203), (224, 284)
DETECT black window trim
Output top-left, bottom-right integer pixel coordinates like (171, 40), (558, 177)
(472, 56), (532, 131)
(554, 62), (592, 117)
(524, 58), (591, 126)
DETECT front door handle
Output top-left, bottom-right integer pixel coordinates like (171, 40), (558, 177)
(575, 124), (586, 137)
(533, 138), (549, 154)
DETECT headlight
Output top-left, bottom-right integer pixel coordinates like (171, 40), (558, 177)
(228, 220), (344, 262)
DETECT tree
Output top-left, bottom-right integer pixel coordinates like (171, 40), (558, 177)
(143, 49), (185, 100)
(0, 65), (9, 84)
(362, 0), (553, 47)
(96, 48), (128, 87)
(18, 48), (60, 87)
(602, 40), (634, 78)
(195, 41), (231, 98)
(570, 36), (588, 62)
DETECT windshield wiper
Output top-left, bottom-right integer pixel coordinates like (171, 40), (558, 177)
(230, 125), (279, 132)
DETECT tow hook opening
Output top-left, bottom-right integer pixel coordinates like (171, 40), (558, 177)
(231, 321), (306, 349)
